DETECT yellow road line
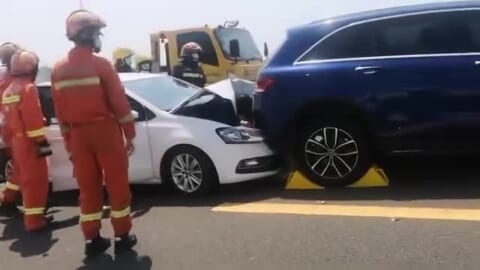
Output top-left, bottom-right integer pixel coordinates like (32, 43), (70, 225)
(212, 202), (480, 222)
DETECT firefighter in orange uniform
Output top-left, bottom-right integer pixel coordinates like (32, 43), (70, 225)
(2, 51), (53, 232)
(50, 9), (137, 257)
(0, 42), (23, 217)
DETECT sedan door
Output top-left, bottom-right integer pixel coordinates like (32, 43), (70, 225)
(125, 96), (155, 182)
(38, 86), (77, 191)
(38, 86), (155, 191)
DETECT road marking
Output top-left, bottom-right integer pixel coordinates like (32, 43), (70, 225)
(212, 202), (480, 222)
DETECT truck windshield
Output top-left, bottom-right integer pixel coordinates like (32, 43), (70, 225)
(214, 28), (262, 61)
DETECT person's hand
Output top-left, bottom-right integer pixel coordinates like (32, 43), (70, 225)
(126, 140), (135, 156)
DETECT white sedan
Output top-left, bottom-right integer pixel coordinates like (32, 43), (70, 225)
(2, 73), (281, 195)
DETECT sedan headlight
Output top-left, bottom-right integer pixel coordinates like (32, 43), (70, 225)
(216, 127), (264, 144)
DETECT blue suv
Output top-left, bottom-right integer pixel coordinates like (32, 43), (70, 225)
(254, 1), (480, 187)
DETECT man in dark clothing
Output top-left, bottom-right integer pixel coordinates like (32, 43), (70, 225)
(172, 42), (207, 88)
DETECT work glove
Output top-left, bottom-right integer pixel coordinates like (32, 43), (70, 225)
(37, 140), (53, 157)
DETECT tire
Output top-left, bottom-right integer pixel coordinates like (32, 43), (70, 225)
(295, 119), (371, 188)
(161, 145), (219, 196)
(0, 154), (12, 184)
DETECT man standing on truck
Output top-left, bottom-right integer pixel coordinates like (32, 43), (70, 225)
(172, 42), (207, 88)
(51, 9), (137, 257)
(0, 42), (23, 217)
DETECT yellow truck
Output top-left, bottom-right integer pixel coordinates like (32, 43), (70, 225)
(150, 21), (268, 84)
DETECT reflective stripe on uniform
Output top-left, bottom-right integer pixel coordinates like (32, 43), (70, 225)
(54, 76), (101, 90)
(2, 95), (20, 105)
(26, 128), (45, 138)
(110, 206), (131, 219)
(118, 113), (135, 124)
(79, 212), (103, 223)
(5, 181), (20, 191)
(24, 207), (45, 215)
(182, 72), (203, 78)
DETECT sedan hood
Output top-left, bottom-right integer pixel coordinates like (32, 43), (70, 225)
(172, 77), (256, 127)
(206, 77), (256, 114)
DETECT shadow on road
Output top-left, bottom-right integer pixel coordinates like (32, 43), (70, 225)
(47, 156), (480, 209)
(0, 215), (78, 257)
(77, 250), (152, 270)
(283, 156), (480, 202)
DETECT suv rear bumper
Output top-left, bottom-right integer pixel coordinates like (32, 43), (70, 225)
(253, 93), (287, 154)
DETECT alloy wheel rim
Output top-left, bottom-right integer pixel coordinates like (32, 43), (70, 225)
(304, 127), (359, 180)
(170, 153), (203, 193)
(3, 159), (13, 183)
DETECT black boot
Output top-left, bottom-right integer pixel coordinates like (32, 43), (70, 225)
(114, 234), (137, 255)
(85, 236), (111, 257)
(0, 203), (21, 218)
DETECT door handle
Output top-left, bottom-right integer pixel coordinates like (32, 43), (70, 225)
(355, 66), (382, 75)
(475, 61), (480, 66)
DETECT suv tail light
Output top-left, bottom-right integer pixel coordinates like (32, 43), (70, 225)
(255, 77), (274, 93)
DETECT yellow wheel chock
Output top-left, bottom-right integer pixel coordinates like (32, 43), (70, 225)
(285, 164), (389, 190)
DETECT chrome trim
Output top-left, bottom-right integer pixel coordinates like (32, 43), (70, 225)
(354, 66), (382, 71)
(296, 52), (480, 66)
(293, 7), (480, 66)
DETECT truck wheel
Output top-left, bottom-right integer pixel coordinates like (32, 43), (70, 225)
(295, 119), (372, 187)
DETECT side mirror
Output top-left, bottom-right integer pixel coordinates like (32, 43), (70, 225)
(131, 110), (140, 120)
(229, 39), (240, 58)
(264, 42), (269, 58)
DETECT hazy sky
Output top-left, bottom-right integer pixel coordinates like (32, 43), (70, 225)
(1, 0), (454, 66)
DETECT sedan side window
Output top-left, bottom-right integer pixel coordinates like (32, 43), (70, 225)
(38, 86), (154, 123)
(127, 96), (155, 122)
(37, 86), (56, 125)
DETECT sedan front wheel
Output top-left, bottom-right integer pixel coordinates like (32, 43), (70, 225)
(0, 156), (12, 184)
(162, 145), (219, 196)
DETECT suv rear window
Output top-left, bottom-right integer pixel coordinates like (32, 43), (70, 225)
(299, 10), (480, 62)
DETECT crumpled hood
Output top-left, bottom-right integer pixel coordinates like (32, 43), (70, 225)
(206, 77), (256, 113)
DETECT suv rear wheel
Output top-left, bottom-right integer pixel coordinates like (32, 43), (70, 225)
(295, 119), (371, 187)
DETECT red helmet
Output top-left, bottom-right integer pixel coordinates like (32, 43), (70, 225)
(10, 51), (39, 76)
(180, 42), (202, 57)
(0, 42), (22, 64)
(66, 9), (106, 41)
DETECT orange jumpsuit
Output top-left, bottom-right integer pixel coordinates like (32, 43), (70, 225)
(1, 77), (49, 231)
(0, 70), (20, 205)
(50, 46), (136, 240)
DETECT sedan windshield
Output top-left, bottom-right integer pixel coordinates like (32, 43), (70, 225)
(123, 76), (199, 111)
(214, 28), (262, 61)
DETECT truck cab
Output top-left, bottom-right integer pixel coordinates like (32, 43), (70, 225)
(150, 22), (266, 84)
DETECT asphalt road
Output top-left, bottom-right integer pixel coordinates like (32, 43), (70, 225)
(1, 156), (480, 270)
